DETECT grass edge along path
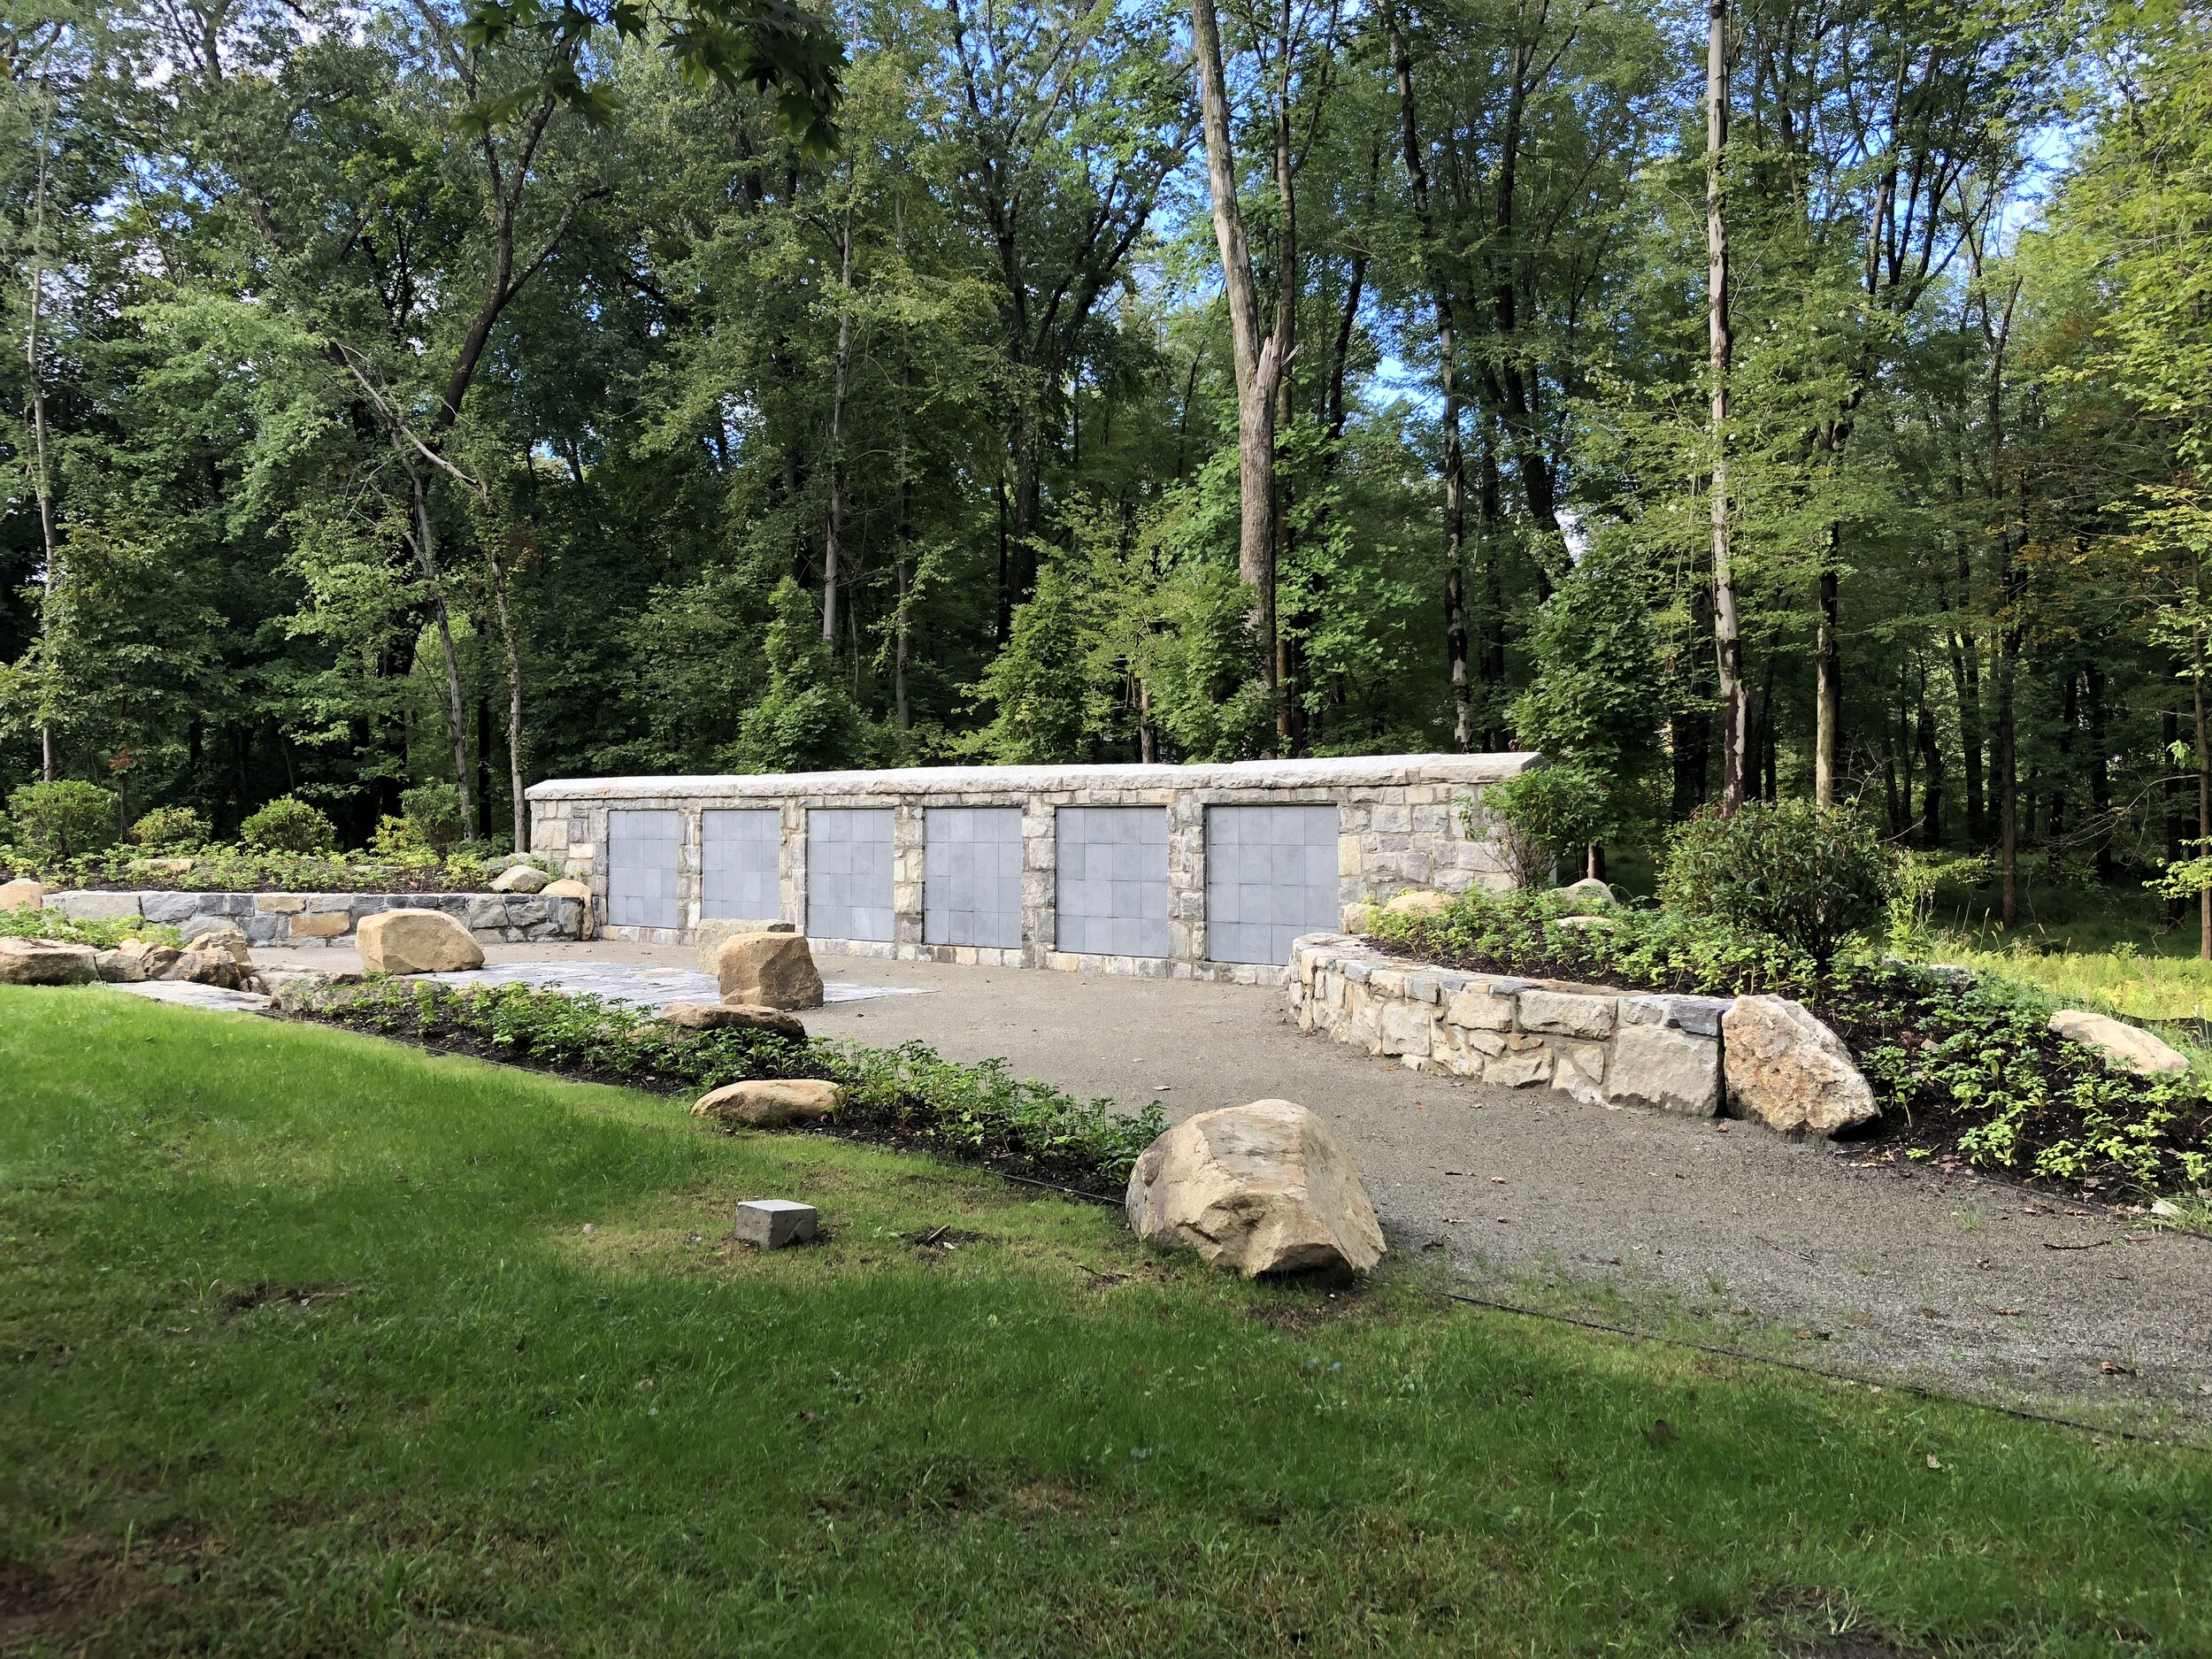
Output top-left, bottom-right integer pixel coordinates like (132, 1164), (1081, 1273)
(4, 986), (2210, 1656)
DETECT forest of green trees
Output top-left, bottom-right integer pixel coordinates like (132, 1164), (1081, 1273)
(4, 0), (2210, 919)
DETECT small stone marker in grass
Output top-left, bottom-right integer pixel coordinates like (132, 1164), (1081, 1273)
(734, 1199), (818, 1249)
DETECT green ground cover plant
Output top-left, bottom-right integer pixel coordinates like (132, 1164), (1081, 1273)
(1369, 889), (2212, 1202)
(305, 979), (1164, 1193)
(0, 843), (560, 895)
(0, 907), (182, 950)
(4, 986), (2209, 1655)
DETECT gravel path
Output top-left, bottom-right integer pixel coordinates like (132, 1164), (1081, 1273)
(257, 940), (2212, 1432)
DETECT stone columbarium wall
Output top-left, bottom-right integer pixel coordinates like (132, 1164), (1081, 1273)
(1288, 934), (1882, 1136)
(527, 755), (1536, 984)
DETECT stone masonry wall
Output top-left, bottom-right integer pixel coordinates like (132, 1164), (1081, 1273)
(1288, 933), (1732, 1116)
(42, 889), (587, 949)
(527, 756), (1538, 984)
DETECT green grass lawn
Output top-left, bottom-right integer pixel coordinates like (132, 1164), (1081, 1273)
(5, 988), (2210, 1656)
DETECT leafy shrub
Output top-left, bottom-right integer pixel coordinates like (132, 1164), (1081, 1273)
(0, 905), (182, 949)
(368, 812), (437, 864)
(240, 795), (338, 853)
(1659, 800), (1894, 962)
(1476, 766), (1611, 887)
(129, 805), (209, 849)
(400, 783), (465, 853)
(306, 980), (1166, 1186)
(6, 780), (120, 863)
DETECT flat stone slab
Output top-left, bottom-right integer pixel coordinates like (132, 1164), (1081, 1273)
(734, 1199), (818, 1248)
(415, 961), (928, 1010)
(106, 981), (274, 1015)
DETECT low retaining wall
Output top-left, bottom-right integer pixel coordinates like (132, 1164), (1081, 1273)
(40, 889), (588, 949)
(528, 755), (1537, 984)
(1288, 934), (1733, 1117)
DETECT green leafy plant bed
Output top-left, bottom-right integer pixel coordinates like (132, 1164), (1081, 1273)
(1369, 890), (2212, 1205)
(4, 846), (552, 895)
(297, 980), (1164, 1200)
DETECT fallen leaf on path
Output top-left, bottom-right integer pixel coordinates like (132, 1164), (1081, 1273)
(1987, 1305), (2024, 1316)
(2101, 1360), (2136, 1376)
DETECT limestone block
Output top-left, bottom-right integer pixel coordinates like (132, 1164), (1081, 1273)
(1125, 1099), (1385, 1277)
(1444, 987), (1517, 1031)
(1517, 988), (1617, 1041)
(357, 909), (486, 974)
(1378, 999), (1435, 1059)
(1721, 995), (1878, 1136)
(2047, 1010), (2189, 1076)
(0, 938), (97, 985)
(289, 910), (349, 940)
(1608, 1024), (1721, 1117)
(1553, 1040), (1609, 1105)
(692, 1078), (841, 1126)
(256, 894), (308, 914)
(715, 931), (824, 1010)
(1484, 1046), (1553, 1088)
(55, 890), (142, 921)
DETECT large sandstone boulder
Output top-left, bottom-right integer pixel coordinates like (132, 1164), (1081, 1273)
(156, 949), (251, 990)
(716, 931), (823, 1010)
(691, 1078), (842, 1127)
(1382, 889), (1452, 921)
(661, 1002), (807, 1039)
(1721, 995), (1878, 1136)
(188, 923), (253, 966)
(696, 917), (795, 972)
(489, 864), (549, 894)
(0, 879), (43, 913)
(2047, 1010), (2188, 1076)
(1125, 1099), (1386, 1278)
(1555, 876), (1618, 913)
(541, 878), (592, 902)
(0, 937), (97, 986)
(357, 908), (485, 974)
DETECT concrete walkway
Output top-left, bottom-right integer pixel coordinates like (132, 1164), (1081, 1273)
(256, 940), (2212, 1432)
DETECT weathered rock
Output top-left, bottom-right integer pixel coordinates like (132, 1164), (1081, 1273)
(1518, 987), (1616, 1040)
(1721, 995), (1878, 1136)
(715, 931), (823, 1010)
(262, 969), (367, 1014)
(357, 907), (486, 974)
(54, 890), (142, 921)
(190, 923), (254, 966)
(1556, 876), (1618, 912)
(94, 948), (149, 983)
(1607, 1023), (1722, 1117)
(660, 1001), (807, 1039)
(541, 878), (592, 902)
(1125, 1099), (1385, 1278)
(2047, 1010), (2189, 1077)
(733, 1199), (818, 1248)
(155, 949), (251, 990)
(0, 937), (97, 985)
(690, 1078), (843, 1127)
(0, 878), (44, 913)
(489, 864), (549, 894)
(1381, 889), (1452, 921)
(696, 916), (795, 972)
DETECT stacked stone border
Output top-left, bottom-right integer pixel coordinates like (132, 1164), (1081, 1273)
(38, 889), (587, 949)
(1288, 933), (1734, 1117)
(528, 756), (1537, 984)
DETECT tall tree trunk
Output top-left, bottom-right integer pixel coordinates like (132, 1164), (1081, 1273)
(1479, 416), (1507, 744)
(24, 94), (59, 782)
(1389, 9), (1471, 752)
(2196, 603), (2210, 961)
(1190, 0), (1288, 712)
(488, 549), (528, 851)
(406, 462), (478, 840)
(2166, 701), (2186, 925)
(1996, 625), (2020, 927)
(1815, 523), (1841, 807)
(2085, 662), (2110, 880)
(1916, 691), (1943, 849)
(1706, 0), (1748, 814)
(821, 196), (856, 645)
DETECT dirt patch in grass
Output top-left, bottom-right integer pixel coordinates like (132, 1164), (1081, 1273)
(0, 1525), (211, 1651)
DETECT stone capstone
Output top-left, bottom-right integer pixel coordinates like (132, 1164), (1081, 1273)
(691, 1078), (843, 1127)
(1721, 995), (1878, 1136)
(715, 931), (823, 1010)
(489, 864), (549, 894)
(660, 1001), (807, 1038)
(357, 908), (486, 974)
(2047, 1010), (2189, 1077)
(54, 890), (142, 921)
(0, 879), (43, 912)
(1606, 1023), (1722, 1116)
(0, 937), (97, 985)
(1125, 1098), (1385, 1278)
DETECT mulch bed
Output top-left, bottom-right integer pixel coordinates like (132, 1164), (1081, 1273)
(287, 1002), (1129, 1204)
(1365, 932), (2212, 1207)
